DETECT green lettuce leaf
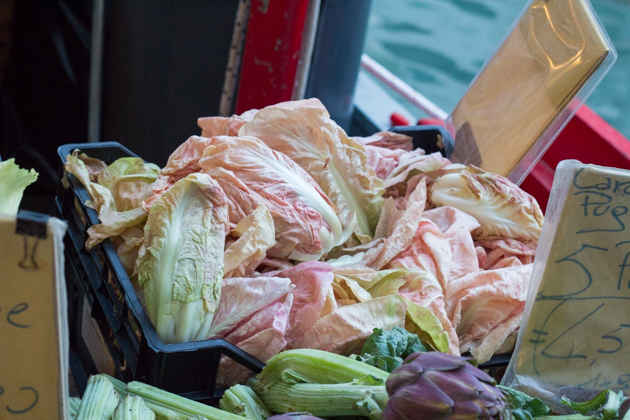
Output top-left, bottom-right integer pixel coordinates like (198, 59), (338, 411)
(355, 327), (426, 372)
(65, 152), (116, 212)
(86, 206), (148, 250)
(363, 268), (454, 354)
(405, 298), (451, 353)
(65, 153), (159, 248)
(138, 173), (229, 343)
(97, 157), (159, 212)
(0, 159), (38, 215)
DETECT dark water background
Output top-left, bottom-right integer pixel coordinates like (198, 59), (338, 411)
(364, 0), (630, 139)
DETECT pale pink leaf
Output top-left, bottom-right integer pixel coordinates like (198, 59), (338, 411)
(275, 261), (335, 346)
(208, 276), (293, 339)
(292, 295), (407, 355)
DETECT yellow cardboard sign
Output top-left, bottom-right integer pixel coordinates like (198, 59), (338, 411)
(0, 214), (68, 419)
(511, 163), (630, 395)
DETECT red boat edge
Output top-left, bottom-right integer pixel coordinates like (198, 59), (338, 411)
(406, 104), (630, 213)
(521, 104), (630, 212)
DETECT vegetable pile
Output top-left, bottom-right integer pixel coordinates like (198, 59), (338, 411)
(0, 158), (38, 216)
(64, 98), (544, 385)
(70, 346), (630, 420)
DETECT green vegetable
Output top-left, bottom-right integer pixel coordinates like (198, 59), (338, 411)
(97, 157), (159, 212)
(64, 153), (157, 248)
(0, 158), (38, 215)
(535, 416), (595, 420)
(250, 349), (389, 419)
(70, 396), (82, 419)
(138, 173), (229, 343)
(219, 385), (271, 419)
(101, 375), (185, 420)
(498, 385), (551, 417)
(102, 374), (128, 397)
(355, 327), (426, 373)
(250, 377), (387, 419)
(114, 395), (156, 420)
(75, 375), (121, 420)
(562, 390), (626, 420)
(510, 409), (534, 420)
(127, 381), (244, 420)
(254, 349), (389, 392)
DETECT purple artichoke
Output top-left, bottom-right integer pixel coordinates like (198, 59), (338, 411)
(267, 414), (323, 420)
(384, 352), (507, 420)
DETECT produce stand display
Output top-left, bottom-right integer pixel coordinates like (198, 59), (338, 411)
(1, 96), (627, 420)
(57, 138), (515, 401)
(2, 0), (629, 417)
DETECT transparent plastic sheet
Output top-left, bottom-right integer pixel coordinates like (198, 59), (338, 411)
(502, 160), (630, 412)
(446, 0), (617, 185)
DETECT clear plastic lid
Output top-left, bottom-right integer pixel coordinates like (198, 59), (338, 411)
(446, 0), (617, 185)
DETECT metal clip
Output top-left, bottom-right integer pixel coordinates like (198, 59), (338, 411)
(15, 211), (50, 271)
(18, 235), (39, 271)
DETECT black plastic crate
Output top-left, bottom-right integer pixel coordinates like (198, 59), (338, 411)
(56, 142), (265, 402)
(57, 141), (510, 397)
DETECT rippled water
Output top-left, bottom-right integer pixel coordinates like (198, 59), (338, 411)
(364, 0), (630, 139)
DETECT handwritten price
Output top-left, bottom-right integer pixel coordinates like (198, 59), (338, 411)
(579, 373), (630, 392)
(1, 301), (37, 414)
(0, 302), (31, 328)
(0, 386), (39, 414)
(529, 168), (630, 382)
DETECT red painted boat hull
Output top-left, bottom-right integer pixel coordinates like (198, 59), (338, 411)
(521, 105), (630, 212)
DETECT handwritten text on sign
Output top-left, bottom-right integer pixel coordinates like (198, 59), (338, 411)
(0, 216), (64, 419)
(518, 165), (630, 392)
(0, 301), (39, 414)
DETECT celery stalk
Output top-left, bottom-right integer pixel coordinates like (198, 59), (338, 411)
(250, 379), (387, 419)
(219, 385), (271, 419)
(114, 395), (156, 420)
(135, 400), (187, 420)
(69, 397), (82, 419)
(76, 375), (121, 420)
(127, 381), (246, 420)
(102, 374), (128, 397)
(100, 374), (183, 420)
(255, 349), (389, 391)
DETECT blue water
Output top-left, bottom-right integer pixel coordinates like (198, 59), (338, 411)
(364, 0), (630, 139)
